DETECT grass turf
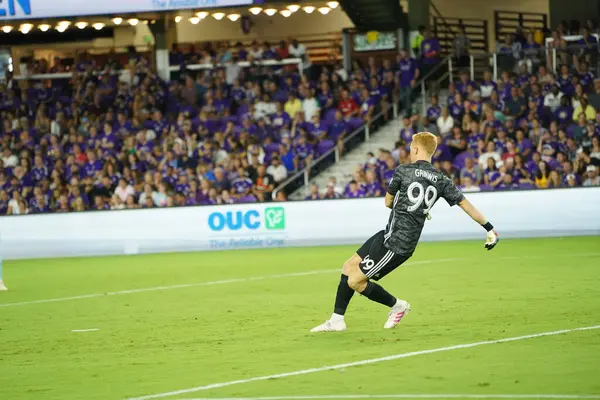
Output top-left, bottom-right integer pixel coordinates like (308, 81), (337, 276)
(0, 237), (599, 400)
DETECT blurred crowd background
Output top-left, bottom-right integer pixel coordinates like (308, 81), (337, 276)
(1, 4), (599, 215)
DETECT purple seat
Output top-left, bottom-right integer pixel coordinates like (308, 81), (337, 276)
(452, 152), (472, 170)
(348, 118), (364, 131)
(317, 139), (335, 155)
(236, 104), (249, 117)
(519, 183), (536, 190)
(479, 184), (492, 191)
(325, 109), (337, 125)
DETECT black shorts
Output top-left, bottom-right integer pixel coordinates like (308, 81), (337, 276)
(356, 230), (410, 281)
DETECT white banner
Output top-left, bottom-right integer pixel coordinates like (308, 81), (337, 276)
(0, 0), (254, 21)
(0, 188), (599, 260)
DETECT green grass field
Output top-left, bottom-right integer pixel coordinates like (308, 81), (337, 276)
(1, 237), (599, 400)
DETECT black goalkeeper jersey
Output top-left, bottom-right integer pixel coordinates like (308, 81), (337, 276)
(384, 160), (465, 256)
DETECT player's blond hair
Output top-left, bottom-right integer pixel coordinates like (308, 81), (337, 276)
(412, 132), (438, 157)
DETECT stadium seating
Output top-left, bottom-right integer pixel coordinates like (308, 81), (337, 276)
(0, 37), (372, 215)
(326, 23), (600, 200)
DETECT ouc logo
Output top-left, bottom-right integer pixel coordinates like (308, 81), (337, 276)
(208, 207), (285, 231)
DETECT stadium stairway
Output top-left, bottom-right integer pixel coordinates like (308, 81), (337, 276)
(290, 88), (450, 200)
(290, 115), (405, 199)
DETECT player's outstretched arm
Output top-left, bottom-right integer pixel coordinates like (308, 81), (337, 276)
(458, 198), (500, 251)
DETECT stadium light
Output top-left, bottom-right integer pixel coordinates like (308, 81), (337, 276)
(175, 16), (182, 23)
(264, 8), (277, 16)
(212, 12), (225, 20)
(56, 24), (68, 32)
(128, 18), (139, 26)
(19, 23), (33, 34)
(142, 20), (149, 24)
(227, 14), (241, 22)
(112, 17), (123, 25)
(189, 16), (200, 24)
(1, 26), (13, 33)
(58, 20), (70, 27)
(280, 10), (292, 17)
(327, 1), (339, 8)
(318, 7), (331, 14)
(303, 6), (316, 13)
(92, 22), (105, 30)
(287, 4), (300, 12)
(197, 11), (209, 19)
(75, 21), (88, 29)
(249, 7), (262, 15)
(38, 24), (51, 32)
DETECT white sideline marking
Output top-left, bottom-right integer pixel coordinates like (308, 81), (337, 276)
(0, 258), (460, 309)
(71, 328), (99, 333)
(128, 325), (600, 400)
(184, 395), (600, 400)
(2, 252), (598, 309)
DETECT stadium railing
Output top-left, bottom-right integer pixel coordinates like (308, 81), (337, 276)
(12, 58), (305, 81)
(272, 55), (454, 200)
(271, 104), (397, 200)
(447, 35), (600, 83)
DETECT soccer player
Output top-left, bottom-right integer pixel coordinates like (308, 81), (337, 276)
(311, 132), (499, 332)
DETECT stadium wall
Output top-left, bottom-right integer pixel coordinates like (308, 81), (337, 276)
(1, 188), (598, 260)
(432, 0), (550, 50)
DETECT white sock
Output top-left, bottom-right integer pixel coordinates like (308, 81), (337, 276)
(330, 313), (345, 322)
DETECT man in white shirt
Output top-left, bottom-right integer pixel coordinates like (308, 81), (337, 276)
(225, 61), (241, 85)
(288, 38), (312, 76)
(478, 142), (502, 169)
(543, 84), (564, 113)
(254, 94), (277, 120)
(266, 157), (288, 184)
(249, 41), (263, 60)
(2, 148), (18, 168)
(114, 178), (135, 203)
(138, 184), (159, 206)
(302, 91), (320, 121)
(583, 165), (600, 186)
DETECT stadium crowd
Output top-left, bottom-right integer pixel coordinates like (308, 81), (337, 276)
(2, 23), (600, 214)
(0, 39), (385, 215)
(311, 23), (600, 200)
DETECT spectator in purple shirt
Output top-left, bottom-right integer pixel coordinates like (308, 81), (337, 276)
(397, 49), (419, 111)
(305, 184), (321, 200)
(345, 180), (365, 199)
(420, 29), (441, 76)
(426, 94), (442, 124)
(292, 135), (313, 172)
(231, 168), (253, 199)
(363, 170), (383, 197)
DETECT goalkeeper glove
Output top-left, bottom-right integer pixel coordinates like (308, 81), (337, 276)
(482, 222), (499, 251)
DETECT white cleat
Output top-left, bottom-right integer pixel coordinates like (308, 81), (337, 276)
(384, 300), (410, 329)
(0, 281), (7, 291)
(310, 319), (347, 333)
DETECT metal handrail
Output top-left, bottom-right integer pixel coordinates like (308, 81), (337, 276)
(273, 55), (454, 200)
(271, 106), (391, 200)
(418, 54), (453, 115)
(13, 58), (304, 80)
